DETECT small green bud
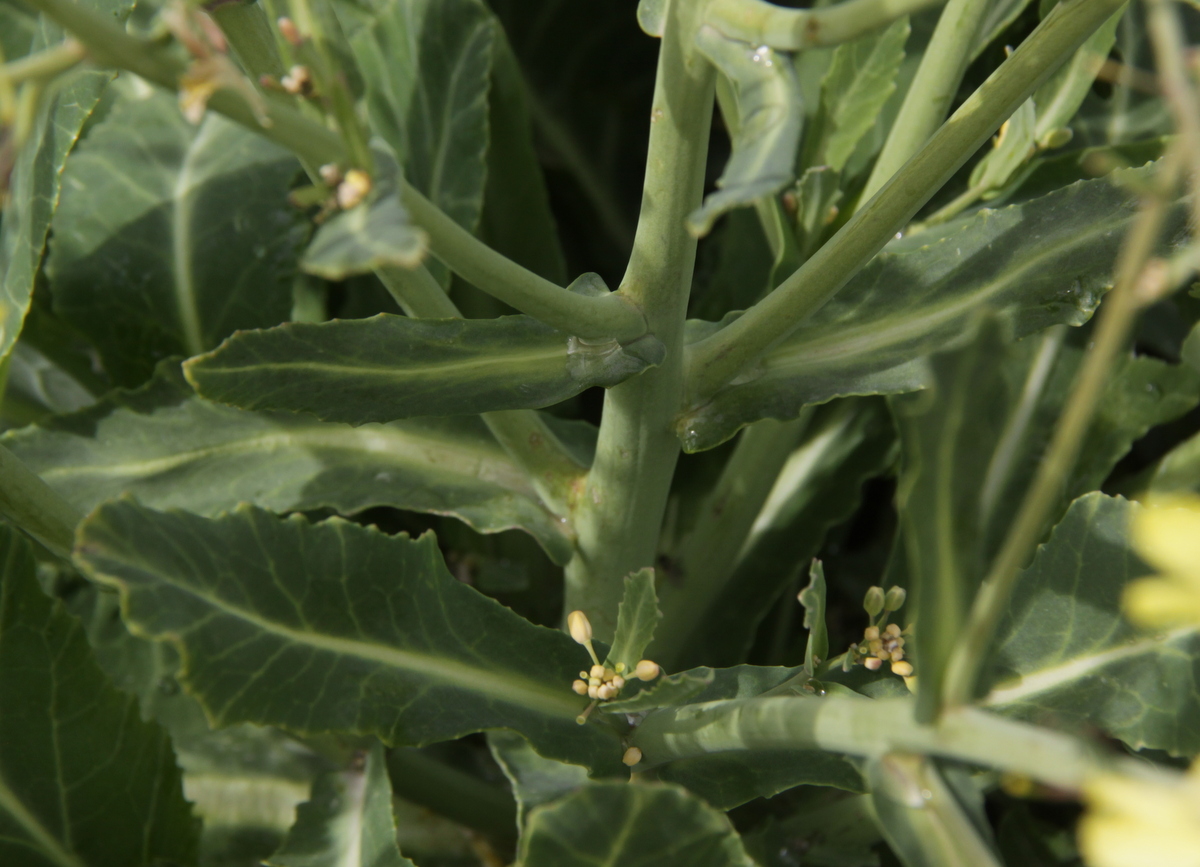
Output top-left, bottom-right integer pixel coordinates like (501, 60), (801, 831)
(884, 586), (907, 612)
(863, 586), (885, 618)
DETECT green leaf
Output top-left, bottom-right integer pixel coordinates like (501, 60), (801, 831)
(605, 568), (661, 673)
(982, 492), (1200, 757)
(48, 87), (303, 386)
(344, 0), (494, 285)
(519, 781), (756, 867)
(183, 314), (665, 424)
(892, 317), (1011, 721)
(600, 669), (714, 715)
(688, 28), (804, 238)
(302, 194), (427, 280)
(808, 17), (909, 173)
(477, 30), (567, 285)
(0, 2), (128, 365)
(488, 730), (588, 828)
(671, 400), (896, 669)
(1, 362), (578, 563)
(1029, 8), (1123, 149)
(741, 792), (879, 867)
(0, 342), (94, 429)
(0, 525), (199, 867)
(800, 559), (829, 676)
(74, 501), (626, 775)
(268, 744), (414, 867)
(867, 756), (1001, 867)
(676, 162), (1190, 451)
(649, 666), (865, 809)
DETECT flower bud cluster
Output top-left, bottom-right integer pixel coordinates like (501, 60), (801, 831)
(847, 585), (913, 679)
(566, 610), (660, 712)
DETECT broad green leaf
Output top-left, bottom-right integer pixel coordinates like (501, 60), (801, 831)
(302, 194), (427, 280)
(1, 363), (577, 563)
(807, 17), (909, 173)
(0, 3), (128, 365)
(649, 666), (865, 809)
(519, 781), (756, 867)
(477, 31), (567, 285)
(344, 0), (494, 285)
(799, 559), (828, 675)
(268, 744), (414, 867)
(892, 317), (1011, 720)
(741, 792), (879, 867)
(74, 501), (627, 775)
(48, 564), (334, 867)
(488, 730), (588, 828)
(982, 492), (1200, 757)
(0, 525), (199, 867)
(688, 28), (804, 238)
(670, 400), (896, 669)
(184, 314), (665, 425)
(605, 568), (661, 673)
(600, 669), (714, 714)
(867, 756), (1001, 867)
(676, 163), (1190, 451)
(48, 87), (303, 386)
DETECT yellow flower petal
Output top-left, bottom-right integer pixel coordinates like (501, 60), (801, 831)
(1132, 496), (1200, 585)
(1122, 577), (1200, 628)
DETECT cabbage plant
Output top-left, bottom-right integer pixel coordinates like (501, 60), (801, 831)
(2, 0), (1200, 864)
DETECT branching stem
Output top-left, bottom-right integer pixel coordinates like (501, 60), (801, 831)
(686, 0), (1129, 401)
(705, 0), (946, 51)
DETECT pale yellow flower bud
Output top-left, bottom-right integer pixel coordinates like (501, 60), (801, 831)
(864, 657), (882, 671)
(884, 586), (907, 612)
(572, 679), (588, 695)
(568, 610), (594, 644)
(634, 659), (660, 681)
(611, 675), (626, 690)
(891, 660), (913, 677)
(863, 625), (880, 641)
(622, 747), (643, 766)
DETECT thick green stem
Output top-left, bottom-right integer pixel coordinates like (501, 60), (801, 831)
(859, 0), (992, 202)
(386, 748), (517, 845)
(705, 0), (946, 50)
(653, 414), (811, 666)
(22, 0), (647, 342)
(563, 2), (715, 640)
(687, 0), (1128, 400)
(1, 39), (85, 86)
(0, 443), (81, 560)
(632, 694), (1124, 791)
(941, 160), (1176, 708)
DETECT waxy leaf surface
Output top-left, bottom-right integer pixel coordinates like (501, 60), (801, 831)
(677, 164), (1190, 451)
(0, 0), (128, 364)
(48, 88), (302, 386)
(0, 526), (198, 867)
(983, 493), (1200, 757)
(650, 666), (864, 809)
(184, 314), (665, 424)
(74, 502), (626, 774)
(268, 744), (413, 867)
(519, 781), (755, 867)
(4, 363), (575, 562)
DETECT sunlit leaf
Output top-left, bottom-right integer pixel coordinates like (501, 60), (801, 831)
(2, 362), (577, 563)
(0, 525), (199, 866)
(0, 0), (129, 365)
(48, 87), (303, 386)
(676, 162), (1189, 451)
(184, 314), (665, 424)
(519, 781), (756, 867)
(74, 501), (627, 775)
(983, 493), (1200, 757)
